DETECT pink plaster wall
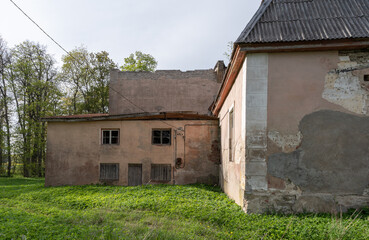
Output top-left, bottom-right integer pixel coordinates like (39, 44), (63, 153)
(268, 51), (345, 134)
(218, 63), (245, 206)
(45, 120), (219, 186)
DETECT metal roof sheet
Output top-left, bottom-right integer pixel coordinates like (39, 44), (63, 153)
(236, 0), (369, 44)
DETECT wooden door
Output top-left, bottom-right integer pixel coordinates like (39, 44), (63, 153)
(128, 164), (142, 186)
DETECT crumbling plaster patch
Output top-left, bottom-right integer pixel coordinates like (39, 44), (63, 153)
(248, 110), (369, 214)
(268, 110), (369, 195)
(322, 50), (369, 115)
(267, 131), (302, 153)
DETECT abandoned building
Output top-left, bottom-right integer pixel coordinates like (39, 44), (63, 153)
(45, 0), (369, 214)
(44, 68), (223, 186)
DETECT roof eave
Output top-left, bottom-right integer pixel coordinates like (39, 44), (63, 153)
(43, 112), (218, 122)
(239, 38), (369, 53)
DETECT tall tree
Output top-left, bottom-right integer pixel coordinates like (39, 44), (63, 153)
(9, 40), (59, 177)
(59, 47), (117, 114)
(0, 37), (12, 176)
(120, 51), (157, 72)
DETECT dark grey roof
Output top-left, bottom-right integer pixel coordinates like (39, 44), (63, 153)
(236, 0), (369, 44)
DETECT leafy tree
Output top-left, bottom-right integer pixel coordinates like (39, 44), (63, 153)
(59, 47), (117, 114)
(120, 51), (157, 72)
(9, 40), (60, 177)
(0, 37), (12, 176)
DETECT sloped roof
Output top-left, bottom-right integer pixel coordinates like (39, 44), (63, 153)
(236, 0), (369, 44)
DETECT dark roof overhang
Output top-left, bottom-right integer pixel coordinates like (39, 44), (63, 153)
(43, 112), (218, 122)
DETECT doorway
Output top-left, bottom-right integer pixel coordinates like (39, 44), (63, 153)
(128, 164), (142, 186)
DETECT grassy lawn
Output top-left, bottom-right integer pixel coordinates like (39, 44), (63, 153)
(0, 177), (368, 239)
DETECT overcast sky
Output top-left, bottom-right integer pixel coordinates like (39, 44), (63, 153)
(1, 0), (260, 70)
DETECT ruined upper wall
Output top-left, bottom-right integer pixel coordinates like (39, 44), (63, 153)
(109, 69), (221, 115)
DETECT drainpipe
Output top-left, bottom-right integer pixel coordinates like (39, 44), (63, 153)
(173, 129), (177, 185)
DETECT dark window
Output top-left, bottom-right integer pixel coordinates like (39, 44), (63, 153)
(100, 163), (119, 180)
(364, 75), (369, 82)
(102, 130), (119, 144)
(152, 129), (171, 145)
(151, 164), (171, 182)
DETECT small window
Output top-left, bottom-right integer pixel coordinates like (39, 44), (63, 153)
(102, 130), (119, 144)
(100, 163), (119, 181)
(152, 129), (171, 145)
(151, 164), (171, 182)
(364, 75), (369, 82)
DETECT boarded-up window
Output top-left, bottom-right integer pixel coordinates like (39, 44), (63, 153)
(151, 164), (171, 182)
(102, 130), (119, 144)
(152, 129), (171, 145)
(229, 108), (234, 162)
(100, 163), (119, 180)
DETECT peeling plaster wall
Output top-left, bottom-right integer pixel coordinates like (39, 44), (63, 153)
(175, 124), (220, 185)
(109, 69), (221, 115)
(269, 110), (369, 195)
(243, 50), (369, 214)
(45, 120), (219, 187)
(218, 62), (246, 206)
(323, 50), (369, 115)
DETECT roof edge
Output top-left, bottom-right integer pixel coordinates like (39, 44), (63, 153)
(43, 112), (218, 122)
(235, 0), (272, 44)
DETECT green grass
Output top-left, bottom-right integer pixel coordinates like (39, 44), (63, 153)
(0, 177), (368, 239)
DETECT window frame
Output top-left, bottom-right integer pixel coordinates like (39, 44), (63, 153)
(151, 129), (172, 145)
(101, 129), (120, 145)
(99, 163), (119, 181)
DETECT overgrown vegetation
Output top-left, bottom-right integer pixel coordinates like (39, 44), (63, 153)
(0, 177), (368, 239)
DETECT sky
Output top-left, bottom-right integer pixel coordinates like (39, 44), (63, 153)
(0, 0), (261, 70)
